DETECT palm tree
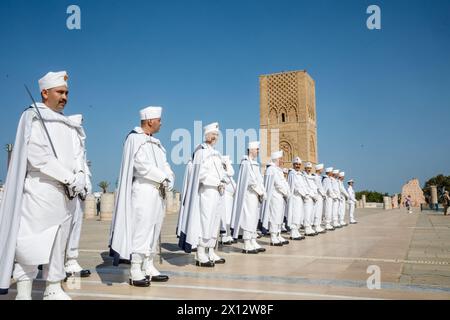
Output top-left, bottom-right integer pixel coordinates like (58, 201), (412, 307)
(98, 181), (110, 193)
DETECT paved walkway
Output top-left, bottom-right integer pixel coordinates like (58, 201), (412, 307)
(2, 208), (450, 300)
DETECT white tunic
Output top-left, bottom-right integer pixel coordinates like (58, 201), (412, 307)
(231, 156), (265, 237)
(110, 127), (174, 260)
(286, 170), (308, 227)
(348, 186), (356, 204)
(265, 164), (290, 227)
(17, 107), (84, 265)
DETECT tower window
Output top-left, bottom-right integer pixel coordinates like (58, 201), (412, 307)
(281, 113), (286, 123)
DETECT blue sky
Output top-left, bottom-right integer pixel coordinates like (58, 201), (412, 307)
(0, 0), (449, 194)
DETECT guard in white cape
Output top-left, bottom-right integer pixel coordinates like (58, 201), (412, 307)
(260, 150), (291, 246)
(177, 122), (227, 267)
(322, 167), (339, 231)
(331, 169), (342, 228)
(219, 155), (236, 245)
(0, 71), (87, 300)
(230, 141), (267, 254)
(285, 157), (307, 241)
(312, 163), (326, 234)
(347, 179), (358, 224)
(109, 106), (174, 287)
(338, 172), (350, 226)
(302, 162), (319, 236)
(65, 114), (92, 279)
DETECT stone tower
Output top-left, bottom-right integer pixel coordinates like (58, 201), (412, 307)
(259, 70), (318, 167)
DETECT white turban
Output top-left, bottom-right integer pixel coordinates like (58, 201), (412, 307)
(140, 106), (162, 120)
(333, 169), (340, 174)
(315, 163), (324, 170)
(292, 156), (302, 164)
(248, 141), (260, 149)
(38, 71), (68, 91)
(305, 162), (313, 169)
(339, 172), (345, 177)
(271, 150), (283, 160)
(204, 122), (219, 135)
(348, 179), (354, 184)
(325, 167), (333, 173)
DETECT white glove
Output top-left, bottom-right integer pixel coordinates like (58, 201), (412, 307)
(68, 171), (86, 194)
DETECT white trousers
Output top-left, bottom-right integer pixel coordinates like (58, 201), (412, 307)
(332, 199), (340, 224)
(313, 197), (324, 227)
(303, 198), (314, 227)
(199, 186), (223, 248)
(349, 202), (356, 221)
(324, 197), (333, 224)
(13, 218), (71, 282)
(338, 199), (346, 223)
(66, 198), (85, 260)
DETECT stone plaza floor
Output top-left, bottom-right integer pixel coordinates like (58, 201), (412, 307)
(2, 208), (450, 300)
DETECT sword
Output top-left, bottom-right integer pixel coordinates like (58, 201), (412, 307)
(159, 233), (163, 265)
(24, 85), (74, 200)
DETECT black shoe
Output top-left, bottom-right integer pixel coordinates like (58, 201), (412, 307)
(282, 240), (290, 245)
(145, 275), (169, 282)
(65, 269), (91, 279)
(220, 241), (233, 245)
(196, 261), (215, 268)
(129, 278), (150, 287)
(213, 258), (226, 264)
(290, 237), (303, 241)
(242, 249), (258, 254)
(256, 247), (266, 253)
(270, 242), (283, 246)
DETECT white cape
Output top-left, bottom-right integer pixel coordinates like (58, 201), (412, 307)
(177, 144), (206, 253)
(230, 156), (252, 239)
(259, 163), (276, 234)
(0, 106), (82, 294)
(109, 129), (147, 265)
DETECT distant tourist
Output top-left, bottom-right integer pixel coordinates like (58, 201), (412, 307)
(443, 191), (450, 216)
(405, 195), (413, 214)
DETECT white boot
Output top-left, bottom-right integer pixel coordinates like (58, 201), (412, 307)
(277, 233), (289, 244)
(195, 246), (214, 267)
(270, 233), (282, 246)
(251, 238), (266, 252)
(315, 225), (325, 233)
(65, 259), (83, 274)
(208, 248), (225, 264)
(43, 281), (72, 300)
(325, 223), (335, 230)
(129, 253), (149, 287)
(305, 226), (316, 236)
(143, 256), (169, 282)
(242, 239), (257, 254)
(15, 280), (33, 300)
(143, 256), (161, 277)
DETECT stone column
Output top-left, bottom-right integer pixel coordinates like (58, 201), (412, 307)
(392, 194), (399, 209)
(84, 194), (97, 219)
(383, 196), (392, 210)
(430, 185), (438, 208)
(362, 195), (367, 208)
(100, 192), (115, 221)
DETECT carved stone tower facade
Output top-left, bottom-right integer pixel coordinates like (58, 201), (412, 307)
(259, 70), (318, 168)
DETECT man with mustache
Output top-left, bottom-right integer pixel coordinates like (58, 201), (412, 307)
(0, 71), (87, 300)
